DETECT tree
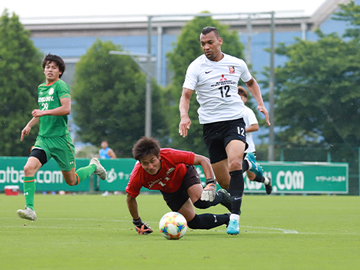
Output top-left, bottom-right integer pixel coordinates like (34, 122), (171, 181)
(72, 39), (168, 157)
(0, 10), (43, 156)
(166, 13), (245, 155)
(272, 2), (360, 147)
(333, 0), (360, 38)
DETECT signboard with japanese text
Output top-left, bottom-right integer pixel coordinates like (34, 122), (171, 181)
(243, 162), (348, 194)
(0, 157), (348, 194)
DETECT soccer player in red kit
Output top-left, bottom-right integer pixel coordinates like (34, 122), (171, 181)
(126, 137), (231, 235)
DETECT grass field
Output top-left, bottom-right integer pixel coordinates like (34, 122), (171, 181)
(1, 193), (359, 270)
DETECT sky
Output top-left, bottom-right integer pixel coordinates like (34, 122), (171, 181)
(1, 0), (327, 22)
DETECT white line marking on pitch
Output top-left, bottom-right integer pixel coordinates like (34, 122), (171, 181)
(0, 225), (129, 231)
(243, 226), (299, 234)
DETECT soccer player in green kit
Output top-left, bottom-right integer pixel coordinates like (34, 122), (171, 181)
(17, 53), (107, 221)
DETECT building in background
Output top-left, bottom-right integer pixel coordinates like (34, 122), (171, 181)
(23, 0), (353, 87)
(20, 0), (356, 147)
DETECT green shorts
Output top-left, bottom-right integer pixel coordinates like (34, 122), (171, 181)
(34, 134), (76, 171)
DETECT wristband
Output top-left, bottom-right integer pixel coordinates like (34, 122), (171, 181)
(133, 217), (143, 226)
(206, 178), (216, 185)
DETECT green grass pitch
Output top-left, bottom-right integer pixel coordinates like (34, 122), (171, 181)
(0, 193), (359, 270)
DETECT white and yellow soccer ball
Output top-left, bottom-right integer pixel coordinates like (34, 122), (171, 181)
(159, 212), (187, 240)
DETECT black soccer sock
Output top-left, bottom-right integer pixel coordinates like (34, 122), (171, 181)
(228, 170), (244, 215)
(187, 213), (230, 229)
(242, 159), (250, 172)
(193, 192), (223, 209)
(253, 175), (265, 183)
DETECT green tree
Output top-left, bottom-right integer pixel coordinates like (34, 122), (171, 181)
(333, 0), (360, 38)
(273, 2), (360, 147)
(0, 10), (43, 156)
(72, 39), (168, 157)
(166, 13), (245, 155)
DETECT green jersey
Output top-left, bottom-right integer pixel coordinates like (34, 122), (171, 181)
(38, 79), (71, 137)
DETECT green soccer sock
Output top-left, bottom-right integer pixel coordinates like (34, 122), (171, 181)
(75, 164), (96, 184)
(23, 176), (36, 210)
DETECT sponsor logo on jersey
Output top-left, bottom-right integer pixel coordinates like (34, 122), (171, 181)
(38, 96), (54, 102)
(229, 66), (235, 74)
(220, 74), (227, 81)
(210, 75), (237, 87)
(148, 167), (175, 188)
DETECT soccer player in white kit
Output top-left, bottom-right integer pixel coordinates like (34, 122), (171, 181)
(238, 86), (272, 195)
(179, 26), (270, 235)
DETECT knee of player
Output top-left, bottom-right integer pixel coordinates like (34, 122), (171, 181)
(228, 159), (242, 171)
(23, 164), (36, 176)
(64, 177), (77, 186)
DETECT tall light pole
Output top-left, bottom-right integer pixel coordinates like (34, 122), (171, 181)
(109, 50), (153, 138)
(246, 15), (252, 65)
(146, 16), (153, 138)
(268, 11), (275, 161)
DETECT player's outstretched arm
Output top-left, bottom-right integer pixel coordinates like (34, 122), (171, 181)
(245, 78), (271, 126)
(179, 88), (193, 138)
(193, 154), (214, 180)
(126, 193), (153, 235)
(20, 117), (39, 141)
(193, 154), (217, 202)
(132, 217), (153, 235)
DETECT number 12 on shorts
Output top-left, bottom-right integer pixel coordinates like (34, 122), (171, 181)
(237, 126), (245, 137)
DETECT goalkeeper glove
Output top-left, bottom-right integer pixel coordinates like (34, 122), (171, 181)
(201, 179), (217, 202)
(133, 217), (153, 235)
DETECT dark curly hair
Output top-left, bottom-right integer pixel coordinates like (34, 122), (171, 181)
(42, 53), (65, 78)
(132, 137), (161, 161)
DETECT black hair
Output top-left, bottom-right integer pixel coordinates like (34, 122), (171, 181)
(132, 137), (161, 161)
(238, 86), (248, 98)
(42, 53), (65, 78)
(201, 26), (220, 38)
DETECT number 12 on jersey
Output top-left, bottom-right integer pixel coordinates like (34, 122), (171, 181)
(218, 86), (231, 98)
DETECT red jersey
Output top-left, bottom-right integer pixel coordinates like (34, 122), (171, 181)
(125, 148), (195, 198)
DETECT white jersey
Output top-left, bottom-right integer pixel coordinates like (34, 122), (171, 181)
(183, 53), (252, 124)
(242, 105), (258, 153)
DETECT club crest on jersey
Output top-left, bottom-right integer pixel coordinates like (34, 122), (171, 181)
(220, 74), (227, 81)
(228, 66), (235, 74)
(49, 88), (54, 95)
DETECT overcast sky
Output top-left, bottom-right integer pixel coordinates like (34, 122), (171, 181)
(1, 0), (327, 20)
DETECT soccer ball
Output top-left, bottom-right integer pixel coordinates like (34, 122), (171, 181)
(159, 212), (187, 240)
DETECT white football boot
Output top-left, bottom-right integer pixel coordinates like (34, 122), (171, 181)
(17, 206), (37, 221)
(90, 158), (107, 180)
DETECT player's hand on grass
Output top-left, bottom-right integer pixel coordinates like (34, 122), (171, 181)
(201, 183), (217, 202)
(133, 217), (153, 235)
